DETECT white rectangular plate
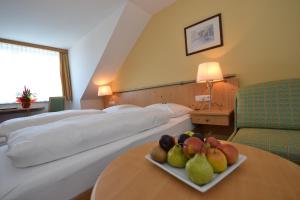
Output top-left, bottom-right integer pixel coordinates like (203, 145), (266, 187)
(145, 154), (247, 192)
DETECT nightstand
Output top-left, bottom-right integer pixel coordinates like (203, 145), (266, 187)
(190, 110), (233, 126)
(189, 109), (234, 140)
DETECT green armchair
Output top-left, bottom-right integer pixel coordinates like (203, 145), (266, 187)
(48, 97), (65, 112)
(229, 79), (300, 164)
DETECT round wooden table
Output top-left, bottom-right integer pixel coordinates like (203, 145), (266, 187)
(91, 142), (300, 200)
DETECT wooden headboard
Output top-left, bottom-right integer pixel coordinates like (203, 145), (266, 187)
(103, 77), (238, 111)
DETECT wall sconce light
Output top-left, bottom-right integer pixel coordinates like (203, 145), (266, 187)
(98, 85), (112, 96)
(196, 62), (223, 110)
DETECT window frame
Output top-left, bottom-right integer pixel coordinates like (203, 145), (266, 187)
(0, 38), (70, 105)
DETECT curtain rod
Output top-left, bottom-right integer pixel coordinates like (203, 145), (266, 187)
(0, 38), (68, 53)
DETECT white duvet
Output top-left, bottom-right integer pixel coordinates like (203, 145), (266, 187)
(6, 108), (170, 168)
(0, 109), (103, 138)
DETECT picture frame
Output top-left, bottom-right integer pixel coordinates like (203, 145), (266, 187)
(184, 13), (223, 56)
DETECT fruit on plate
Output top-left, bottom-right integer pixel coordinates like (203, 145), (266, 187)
(183, 137), (204, 159)
(206, 148), (227, 173)
(218, 144), (239, 165)
(185, 153), (214, 185)
(150, 145), (167, 163)
(184, 131), (194, 137)
(159, 135), (175, 152)
(167, 144), (187, 168)
(193, 132), (205, 141)
(178, 134), (190, 147)
(205, 136), (221, 148)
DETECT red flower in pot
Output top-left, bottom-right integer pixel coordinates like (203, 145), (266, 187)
(16, 86), (36, 109)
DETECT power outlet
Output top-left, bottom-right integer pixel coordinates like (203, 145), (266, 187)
(195, 95), (211, 102)
(109, 100), (116, 105)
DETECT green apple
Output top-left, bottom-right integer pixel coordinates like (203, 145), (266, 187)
(184, 131), (194, 137)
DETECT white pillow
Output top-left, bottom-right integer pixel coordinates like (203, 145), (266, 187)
(145, 103), (192, 117)
(0, 109), (104, 139)
(103, 104), (141, 113)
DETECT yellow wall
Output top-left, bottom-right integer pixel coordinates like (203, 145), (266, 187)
(112, 0), (300, 92)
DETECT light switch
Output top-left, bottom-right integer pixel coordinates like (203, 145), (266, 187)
(195, 95), (211, 102)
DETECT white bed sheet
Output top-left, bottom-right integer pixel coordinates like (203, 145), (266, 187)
(0, 114), (193, 200)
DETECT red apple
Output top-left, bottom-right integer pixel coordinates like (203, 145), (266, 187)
(217, 144), (239, 165)
(206, 136), (221, 148)
(183, 137), (204, 159)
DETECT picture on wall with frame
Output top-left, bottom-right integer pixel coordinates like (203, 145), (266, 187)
(184, 13), (223, 56)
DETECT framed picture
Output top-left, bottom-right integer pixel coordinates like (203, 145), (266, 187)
(184, 13), (223, 56)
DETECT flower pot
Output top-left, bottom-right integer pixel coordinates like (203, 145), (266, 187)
(21, 101), (31, 109)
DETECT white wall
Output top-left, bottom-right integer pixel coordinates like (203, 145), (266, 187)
(82, 1), (151, 99)
(68, 2), (126, 109)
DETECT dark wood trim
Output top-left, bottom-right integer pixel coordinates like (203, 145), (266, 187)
(116, 80), (195, 94)
(114, 74), (236, 94)
(184, 13), (223, 56)
(0, 106), (45, 114)
(0, 38), (68, 53)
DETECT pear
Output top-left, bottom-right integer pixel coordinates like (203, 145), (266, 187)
(206, 148), (227, 173)
(150, 145), (167, 163)
(167, 144), (187, 168)
(185, 153), (214, 185)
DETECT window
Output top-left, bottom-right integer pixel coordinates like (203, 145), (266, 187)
(0, 42), (63, 104)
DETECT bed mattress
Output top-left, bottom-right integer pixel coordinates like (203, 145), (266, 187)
(0, 114), (193, 200)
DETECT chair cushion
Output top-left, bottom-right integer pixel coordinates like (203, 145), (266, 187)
(232, 128), (300, 164)
(236, 79), (300, 130)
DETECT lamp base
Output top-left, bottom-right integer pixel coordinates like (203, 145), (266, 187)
(206, 81), (213, 111)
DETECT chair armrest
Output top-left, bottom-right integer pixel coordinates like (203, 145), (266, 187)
(227, 128), (239, 141)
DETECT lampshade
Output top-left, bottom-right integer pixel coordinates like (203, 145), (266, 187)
(196, 62), (223, 83)
(98, 85), (112, 96)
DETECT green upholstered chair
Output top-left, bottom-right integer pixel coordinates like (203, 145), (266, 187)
(229, 79), (300, 164)
(48, 97), (65, 112)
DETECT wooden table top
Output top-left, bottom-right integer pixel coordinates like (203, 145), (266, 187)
(91, 141), (300, 200)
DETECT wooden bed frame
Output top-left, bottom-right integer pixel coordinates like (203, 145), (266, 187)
(103, 76), (238, 111)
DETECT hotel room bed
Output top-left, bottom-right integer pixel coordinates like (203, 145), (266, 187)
(0, 105), (193, 200)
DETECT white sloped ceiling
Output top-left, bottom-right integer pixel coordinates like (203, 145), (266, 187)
(71, 0), (176, 107)
(68, 2), (127, 108)
(0, 0), (125, 48)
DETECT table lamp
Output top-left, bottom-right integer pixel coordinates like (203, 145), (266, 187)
(196, 62), (223, 110)
(98, 85), (112, 96)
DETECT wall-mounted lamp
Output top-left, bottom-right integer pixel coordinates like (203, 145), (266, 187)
(98, 85), (112, 96)
(196, 62), (223, 110)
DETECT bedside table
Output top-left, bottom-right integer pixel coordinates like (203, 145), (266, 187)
(190, 110), (233, 126)
(189, 110), (234, 139)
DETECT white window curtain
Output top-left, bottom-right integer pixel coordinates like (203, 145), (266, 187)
(0, 42), (62, 104)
